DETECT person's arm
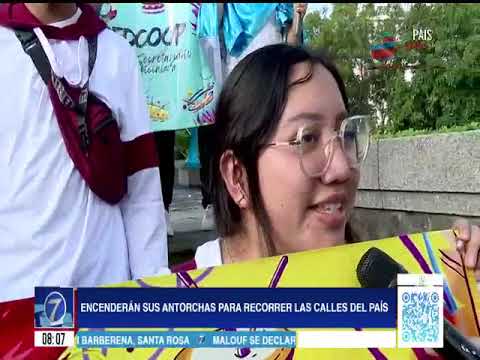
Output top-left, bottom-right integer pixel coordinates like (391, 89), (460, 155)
(118, 47), (170, 279)
(198, 3), (224, 92)
(286, 3), (308, 45)
(453, 219), (480, 277)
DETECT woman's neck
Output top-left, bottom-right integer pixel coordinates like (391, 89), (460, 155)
(25, 3), (78, 25)
(222, 228), (269, 264)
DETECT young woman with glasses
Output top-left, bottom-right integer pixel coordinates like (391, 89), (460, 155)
(173, 43), (480, 272)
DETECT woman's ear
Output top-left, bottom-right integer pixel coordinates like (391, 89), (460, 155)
(219, 150), (249, 208)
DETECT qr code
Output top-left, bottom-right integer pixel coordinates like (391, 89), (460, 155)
(398, 287), (443, 348)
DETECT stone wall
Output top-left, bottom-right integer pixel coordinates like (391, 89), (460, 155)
(173, 131), (480, 242)
(351, 130), (480, 241)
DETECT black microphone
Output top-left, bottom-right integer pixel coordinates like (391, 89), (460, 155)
(357, 247), (480, 360)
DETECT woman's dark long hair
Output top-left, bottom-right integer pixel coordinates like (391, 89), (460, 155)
(209, 44), (354, 255)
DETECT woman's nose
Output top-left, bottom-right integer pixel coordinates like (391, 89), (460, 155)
(321, 138), (354, 184)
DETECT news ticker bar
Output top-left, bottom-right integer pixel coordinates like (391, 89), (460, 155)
(34, 330), (399, 349)
(76, 288), (396, 328)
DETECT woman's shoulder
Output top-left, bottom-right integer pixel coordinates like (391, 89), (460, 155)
(171, 238), (222, 273)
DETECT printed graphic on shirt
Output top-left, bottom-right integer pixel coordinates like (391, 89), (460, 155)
(101, 3), (217, 131)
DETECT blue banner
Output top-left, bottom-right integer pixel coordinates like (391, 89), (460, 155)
(77, 288), (396, 328)
(77, 331), (296, 348)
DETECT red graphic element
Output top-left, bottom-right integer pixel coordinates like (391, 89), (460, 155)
(383, 35), (396, 43)
(370, 34), (398, 62)
(404, 40), (428, 50)
(142, 3), (165, 14)
(107, 8), (116, 20)
(0, 297), (67, 360)
(103, 5), (117, 20)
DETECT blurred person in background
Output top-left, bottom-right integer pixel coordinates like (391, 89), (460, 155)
(220, 3), (308, 76)
(192, 2), (309, 232)
(0, 2), (169, 358)
(101, 3), (223, 235)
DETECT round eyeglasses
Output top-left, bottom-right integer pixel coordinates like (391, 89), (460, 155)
(265, 115), (372, 178)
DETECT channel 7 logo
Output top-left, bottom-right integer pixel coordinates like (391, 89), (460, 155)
(34, 287), (74, 328)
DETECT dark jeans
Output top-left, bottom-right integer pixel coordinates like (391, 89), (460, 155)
(198, 124), (215, 209)
(154, 131), (175, 211)
(154, 126), (214, 211)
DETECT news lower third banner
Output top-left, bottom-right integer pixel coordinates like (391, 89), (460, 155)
(34, 282), (445, 349)
(76, 288), (396, 328)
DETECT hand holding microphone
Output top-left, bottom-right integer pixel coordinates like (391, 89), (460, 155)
(356, 247), (480, 360)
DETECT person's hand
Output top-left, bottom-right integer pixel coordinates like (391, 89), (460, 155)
(294, 3), (308, 17)
(453, 219), (480, 276)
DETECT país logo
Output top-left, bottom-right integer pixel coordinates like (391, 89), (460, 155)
(369, 29), (432, 64)
(370, 32), (398, 62)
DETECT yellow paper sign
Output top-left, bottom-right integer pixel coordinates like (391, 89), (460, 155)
(61, 230), (480, 359)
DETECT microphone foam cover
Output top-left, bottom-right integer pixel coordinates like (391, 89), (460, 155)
(356, 247), (407, 288)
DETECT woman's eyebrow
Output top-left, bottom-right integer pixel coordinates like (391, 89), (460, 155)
(286, 110), (348, 124)
(286, 112), (324, 124)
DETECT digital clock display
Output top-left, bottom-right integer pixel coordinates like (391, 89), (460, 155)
(34, 331), (74, 347)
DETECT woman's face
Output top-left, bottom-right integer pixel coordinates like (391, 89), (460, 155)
(257, 62), (360, 254)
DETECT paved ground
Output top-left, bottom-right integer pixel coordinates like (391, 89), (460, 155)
(168, 186), (217, 266)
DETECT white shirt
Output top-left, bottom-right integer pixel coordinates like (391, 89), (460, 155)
(195, 238), (222, 268)
(0, 9), (169, 302)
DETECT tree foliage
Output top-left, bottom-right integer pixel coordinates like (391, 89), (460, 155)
(304, 3), (480, 134)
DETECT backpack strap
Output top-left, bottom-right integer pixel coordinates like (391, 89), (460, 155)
(87, 36), (97, 77)
(14, 29), (98, 85)
(14, 29), (51, 84)
(15, 29), (98, 152)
